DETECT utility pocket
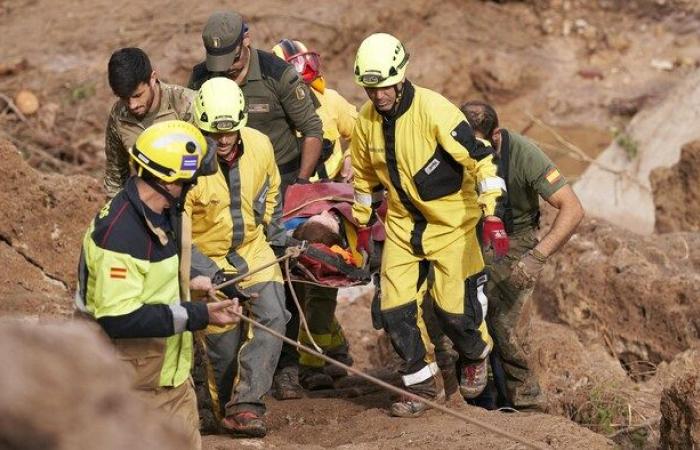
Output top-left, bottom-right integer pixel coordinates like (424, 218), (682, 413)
(113, 338), (166, 390)
(412, 146), (463, 201)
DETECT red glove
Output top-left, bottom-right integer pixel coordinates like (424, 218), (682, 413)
(356, 227), (372, 255)
(482, 217), (509, 258)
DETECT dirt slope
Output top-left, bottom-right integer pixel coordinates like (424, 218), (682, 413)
(0, 139), (102, 316)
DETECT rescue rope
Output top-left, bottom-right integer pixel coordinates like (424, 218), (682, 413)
(284, 256), (323, 353)
(213, 303), (550, 450)
(208, 245), (549, 449)
(210, 244), (324, 354)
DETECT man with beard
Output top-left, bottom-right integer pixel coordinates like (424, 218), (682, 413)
(188, 11), (323, 399)
(188, 11), (322, 192)
(104, 47), (195, 197)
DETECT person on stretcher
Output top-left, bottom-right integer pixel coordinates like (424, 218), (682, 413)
(283, 182), (384, 284)
(291, 210), (362, 268)
(280, 182), (382, 390)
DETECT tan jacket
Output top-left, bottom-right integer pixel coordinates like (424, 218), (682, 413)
(104, 82), (194, 196)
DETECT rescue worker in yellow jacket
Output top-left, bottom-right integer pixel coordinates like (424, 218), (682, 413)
(271, 38), (358, 392)
(75, 120), (241, 450)
(272, 39), (357, 183)
(185, 77), (289, 438)
(350, 33), (509, 418)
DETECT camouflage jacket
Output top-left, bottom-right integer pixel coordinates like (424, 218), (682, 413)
(104, 82), (195, 197)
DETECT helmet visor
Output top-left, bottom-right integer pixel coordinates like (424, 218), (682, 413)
(288, 53), (320, 83)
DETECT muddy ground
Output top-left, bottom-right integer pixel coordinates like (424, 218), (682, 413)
(1, 0), (700, 448)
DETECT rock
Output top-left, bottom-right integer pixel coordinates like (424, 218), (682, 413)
(659, 356), (700, 448)
(574, 68), (700, 234)
(535, 217), (700, 367)
(14, 89), (39, 116)
(0, 320), (190, 450)
(650, 140), (700, 233)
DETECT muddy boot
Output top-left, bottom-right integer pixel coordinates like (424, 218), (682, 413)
(390, 371), (446, 418)
(324, 345), (354, 379)
(300, 367), (335, 390)
(272, 365), (303, 400)
(459, 358), (488, 400)
(221, 411), (267, 438)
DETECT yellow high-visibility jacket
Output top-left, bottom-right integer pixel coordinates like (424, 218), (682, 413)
(185, 127), (284, 283)
(310, 86), (358, 181)
(77, 178), (208, 389)
(351, 81), (504, 256)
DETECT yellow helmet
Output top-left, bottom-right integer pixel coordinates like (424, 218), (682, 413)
(194, 77), (247, 133)
(354, 33), (409, 88)
(129, 120), (208, 183)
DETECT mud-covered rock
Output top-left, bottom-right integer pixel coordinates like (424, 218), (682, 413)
(536, 217), (700, 369)
(0, 320), (190, 450)
(659, 351), (700, 449)
(651, 140), (700, 233)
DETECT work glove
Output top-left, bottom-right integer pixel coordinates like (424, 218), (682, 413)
(510, 249), (548, 290)
(294, 176), (310, 185)
(212, 270), (251, 302)
(481, 217), (509, 258)
(355, 226), (372, 255)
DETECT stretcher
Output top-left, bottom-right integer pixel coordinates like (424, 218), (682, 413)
(282, 182), (385, 287)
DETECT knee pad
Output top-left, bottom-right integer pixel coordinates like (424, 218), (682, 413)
(381, 301), (426, 371)
(433, 271), (489, 360)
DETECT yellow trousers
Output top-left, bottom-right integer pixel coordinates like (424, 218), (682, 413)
(380, 227), (492, 386)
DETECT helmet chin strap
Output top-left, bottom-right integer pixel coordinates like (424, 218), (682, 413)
(143, 177), (192, 213)
(381, 82), (404, 118)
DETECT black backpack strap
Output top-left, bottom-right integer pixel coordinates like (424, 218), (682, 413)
(498, 130), (514, 234)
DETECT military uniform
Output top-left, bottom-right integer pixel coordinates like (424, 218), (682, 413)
(185, 127), (289, 418)
(188, 49), (323, 190)
(104, 82), (194, 196)
(485, 129), (567, 407)
(351, 81), (503, 389)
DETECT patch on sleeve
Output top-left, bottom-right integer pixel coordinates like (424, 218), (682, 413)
(545, 168), (562, 184)
(249, 103), (271, 113)
(110, 266), (127, 279)
(295, 84), (306, 100)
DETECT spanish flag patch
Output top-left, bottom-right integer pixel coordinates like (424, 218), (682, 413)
(110, 267), (127, 279)
(545, 168), (562, 184)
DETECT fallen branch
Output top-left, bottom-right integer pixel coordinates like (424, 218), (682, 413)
(607, 416), (660, 439)
(0, 91), (28, 123)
